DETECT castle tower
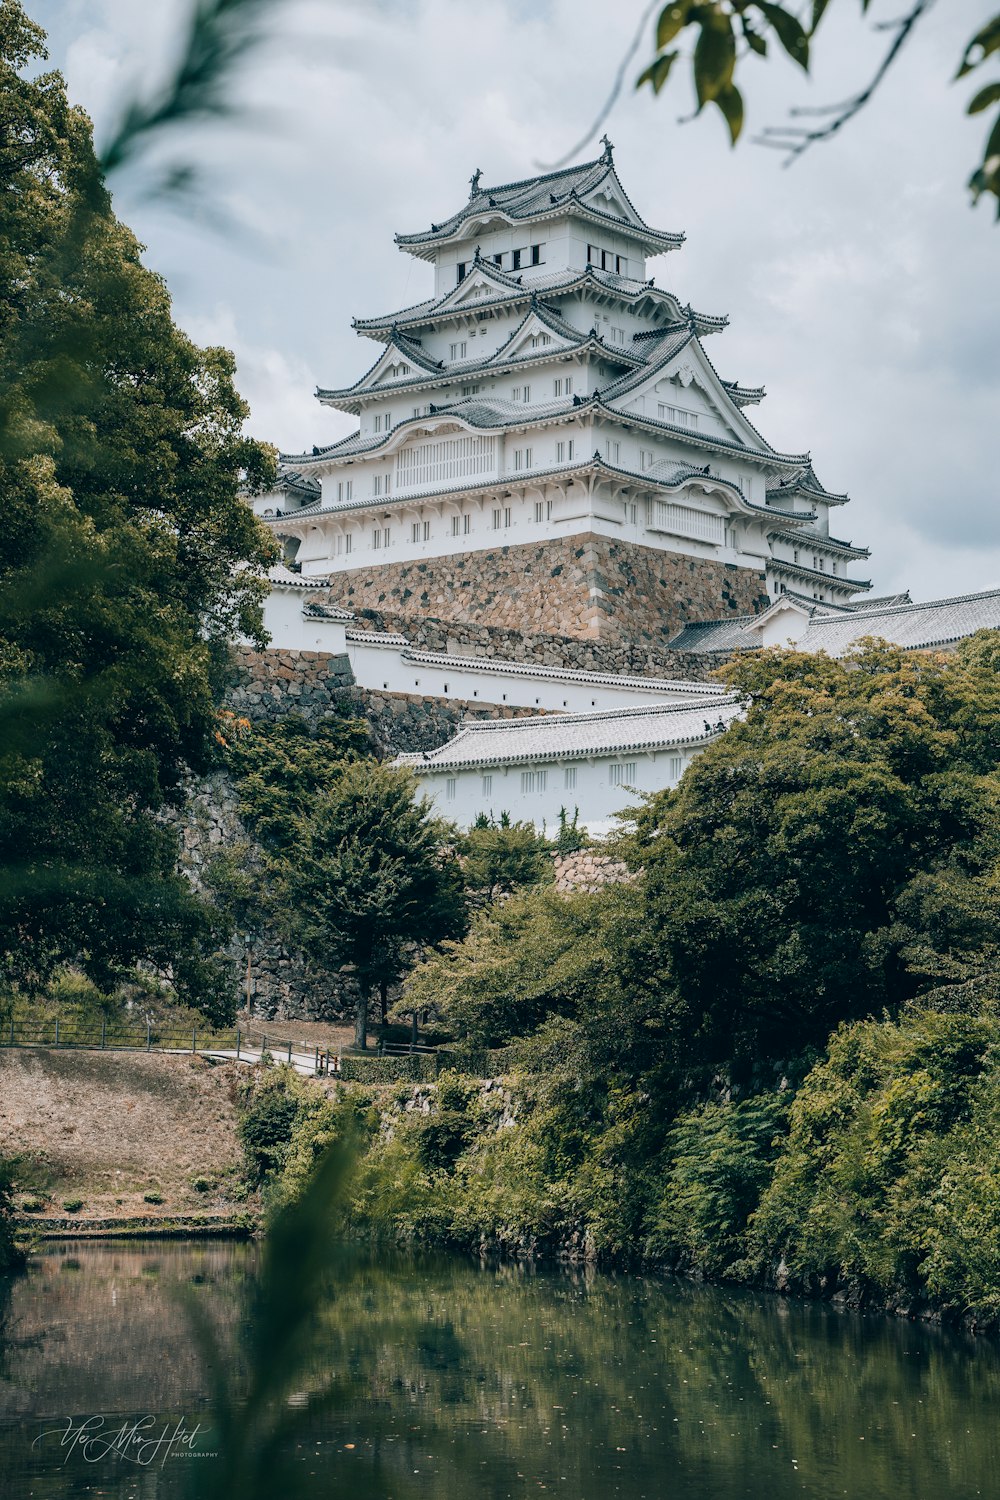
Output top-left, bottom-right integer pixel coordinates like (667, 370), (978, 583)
(257, 146), (871, 643)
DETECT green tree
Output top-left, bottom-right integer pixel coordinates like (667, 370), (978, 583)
(0, 4), (276, 1007)
(460, 817), (553, 903)
(622, 637), (1000, 1072)
(284, 762), (466, 1049)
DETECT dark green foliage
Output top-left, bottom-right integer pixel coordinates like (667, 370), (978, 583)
(460, 816), (553, 900)
(0, 4), (275, 1007)
(286, 761), (466, 1048)
(750, 1009), (1000, 1318)
(0, 1158), (22, 1271)
(237, 1070), (303, 1185)
(226, 713), (374, 856)
(413, 1073), (478, 1171)
(646, 1094), (789, 1276)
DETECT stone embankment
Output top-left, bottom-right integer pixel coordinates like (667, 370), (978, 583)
(553, 849), (633, 892)
(305, 534), (765, 646)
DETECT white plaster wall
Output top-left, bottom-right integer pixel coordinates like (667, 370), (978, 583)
(413, 746), (691, 833)
(261, 588), (348, 653)
(347, 639), (717, 713)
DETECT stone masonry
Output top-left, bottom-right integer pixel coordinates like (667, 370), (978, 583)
(309, 533), (768, 644)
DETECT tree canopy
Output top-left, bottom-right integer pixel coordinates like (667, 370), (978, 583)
(0, 3), (276, 1006)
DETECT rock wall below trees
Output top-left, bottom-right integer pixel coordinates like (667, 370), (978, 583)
(552, 850), (633, 893)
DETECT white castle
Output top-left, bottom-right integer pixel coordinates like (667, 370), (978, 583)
(253, 149), (1000, 833)
(257, 141), (870, 612)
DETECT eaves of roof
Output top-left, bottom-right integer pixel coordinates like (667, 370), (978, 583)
(395, 698), (740, 772)
(317, 310), (643, 408)
(395, 166), (684, 256)
(768, 555), (872, 592)
(267, 448), (814, 530)
(398, 647), (728, 696)
(768, 527), (870, 559)
(352, 267), (714, 338)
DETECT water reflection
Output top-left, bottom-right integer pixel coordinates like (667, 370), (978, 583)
(1, 1240), (998, 1499)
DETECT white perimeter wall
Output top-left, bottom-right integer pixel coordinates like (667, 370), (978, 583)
(347, 639), (714, 713)
(413, 747), (692, 835)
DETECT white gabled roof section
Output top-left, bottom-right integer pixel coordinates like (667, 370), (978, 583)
(395, 696), (742, 772)
(603, 334), (777, 454)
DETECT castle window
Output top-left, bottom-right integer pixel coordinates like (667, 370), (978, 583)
(609, 761), (637, 787)
(456, 262), (466, 282)
(604, 439), (620, 463)
(423, 520), (430, 540)
(564, 766), (577, 790)
(512, 248), (526, 269)
(451, 515), (461, 537)
(482, 775), (493, 796)
(449, 341), (467, 360)
(504, 506), (512, 527)
(513, 447), (533, 471)
(601, 250), (613, 270)
(461, 383), (483, 397)
(535, 501), (544, 523)
(493, 508), (503, 530)
(668, 756), (682, 782)
(372, 528), (381, 550)
(411, 522), (420, 543)
(639, 449), (653, 470)
(587, 244), (600, 265)
(616, 255), (627, 274)
(629, 503), (638, 524)
(521, 771), (536, 793)
(493, 253), (504, 267)
(345, 533), (352, 554)
(793, 549), (800, 564)
(531, 244), (544, 265)
(463, 514), (471, 534)
(446, 778), (457, 801)
(832, 561), (838, 575)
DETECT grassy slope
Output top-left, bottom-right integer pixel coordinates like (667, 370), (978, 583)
(0, 1050), (248, 1222)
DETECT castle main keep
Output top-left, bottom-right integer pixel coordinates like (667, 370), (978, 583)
(255, 144), (872, 645)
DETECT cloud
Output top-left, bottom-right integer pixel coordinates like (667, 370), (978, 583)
(43, 0), (1000, 601)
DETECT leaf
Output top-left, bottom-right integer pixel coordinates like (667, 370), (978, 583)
(810, 0), (832, 33)
(957, 16), (1000, 79)
(637, 49), (680, 94)
(754, 1), (810, 70)
(741, 18), (768, 57)
(715, 82), (745, 144)
(968, 82), (1000, 116)
(656, 1), (693, 50)
(693, 11), (736, 109)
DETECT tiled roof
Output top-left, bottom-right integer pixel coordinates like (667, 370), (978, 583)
(268, 564), (334, 591)
(352, 266), (715, 338)
(670, 588), (1000, 655)
(395, 156), (684, 252)
(845, 592), (912, 610)
(396, 697), (741, 771)
(398, 648), (728, 697)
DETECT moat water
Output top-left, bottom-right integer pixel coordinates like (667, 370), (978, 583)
(1, 1238), (998, 1499)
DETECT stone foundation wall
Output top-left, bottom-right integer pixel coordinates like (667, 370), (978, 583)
(228, 648), (543, 751)
(312, 534), (767, 645)
(348, 613), (731, 682)
(553, 849), (633, 893)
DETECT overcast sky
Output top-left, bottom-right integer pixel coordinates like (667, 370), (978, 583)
(42, 0), (998, 602)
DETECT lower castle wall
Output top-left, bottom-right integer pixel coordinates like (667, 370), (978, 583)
(311, 534), (767, 644)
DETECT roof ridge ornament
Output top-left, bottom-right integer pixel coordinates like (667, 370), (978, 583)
(600, 134), (614, 162)
(469, 168), (482, 197)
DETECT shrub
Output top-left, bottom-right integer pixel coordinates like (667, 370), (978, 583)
(237, 1069), (303, 1183)
(339, 1054), (436, 1084)
(190, 1175), (213, 1194)
(143, 1191), (164, 1205)
(61, 1198), (84, 1213)
(645, 1093), (789, 1277)
(19, 1195), (45, 1213)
